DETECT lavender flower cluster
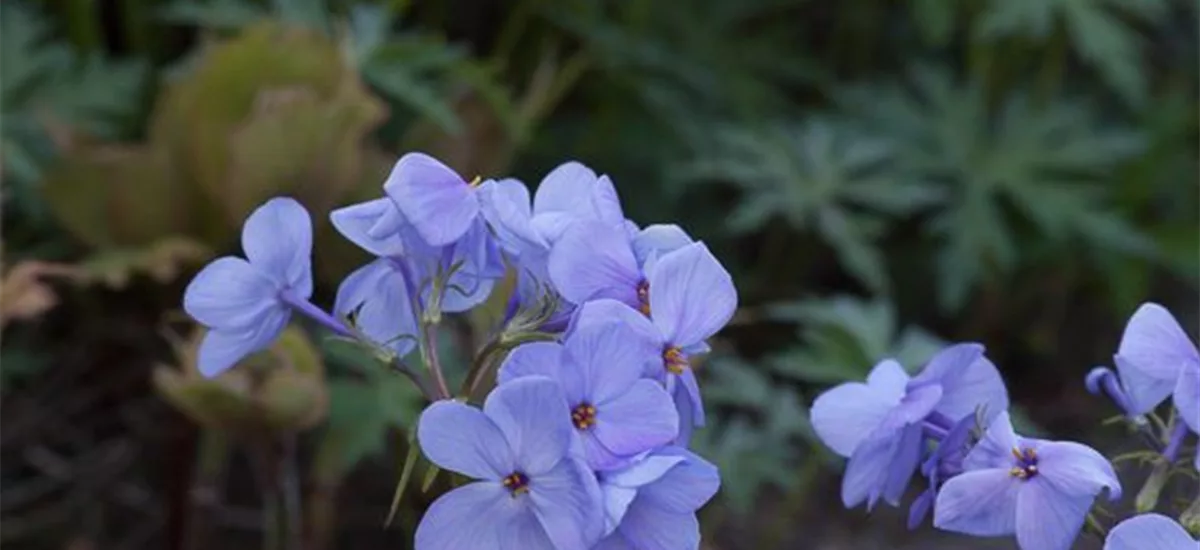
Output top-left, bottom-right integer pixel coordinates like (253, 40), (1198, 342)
(182, 153), (735, 549)
(811, 303), (1200, 549)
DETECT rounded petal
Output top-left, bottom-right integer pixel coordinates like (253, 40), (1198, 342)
(478, 177), (546, 254)
(1105, 514), (1198, 550)
(533, 161), (600, 217)
(1036, 440), (1122, 500)
(1173, 363), (1200, 433)
(418, 400), (513, 480)
(964, 411), (1021, 470)
(880, 423), (925, 506)
(184, 257), (280, 329)
(484, 377), (573, 475)
(811, 375), (905, 457)
(384, 152), (478, 246)
(934, 354), (1009, 424)
(612, 504), (699, 550)
(909, 343), (985, 389)
(571, 299), (665, 376)
(1118, 303), (1199, 382)
(632, 224), (694, 266)
(1116, 353), (1178, 415)
(530, 456), (605, 550)
(195, 312), (288, 377)
(1015, 477), (1093, 550)
(498, 342), (566, 385)
(646, 242), (737, 347)
(334, 260), (417, 355)
(241, 197), (313, 296)
(841, 432), (897, 508)
(330, 198), (408, 257)
(866, 359), (911, 396)
(548, 222), (642, 306)
(590, 381), (678, 464)
(675, 368), (706, 427)
(638, 447), (720, 513)
(590, 175), (626, 227)
(933, 469), (1019, 537)
(414, 482), (555, 550)
(603, 454), (686, 490)
(566, 320), (660, 403)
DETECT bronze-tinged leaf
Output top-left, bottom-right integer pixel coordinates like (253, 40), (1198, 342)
(0, 261), (80, 328)
(75, 237), (213, 289)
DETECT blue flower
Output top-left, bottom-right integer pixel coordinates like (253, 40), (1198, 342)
(561, 240), (737, 445)
(908, 414), (977, 529)
(183, 197), (313, 377)
(809, 344), (1009, 510)
(1105, 514), (1198, 550)
(1114, 303), (1200, 434)
(383, 152), (484, 247)
(332, 258), (418, 356)
(594, 447), (720, 550)
(934, 411), (1121, 550)
(415, 377), (603, 550)
(498, 307), (678, 470)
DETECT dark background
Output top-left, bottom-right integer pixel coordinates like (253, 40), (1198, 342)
(2, 0), (1198, 549)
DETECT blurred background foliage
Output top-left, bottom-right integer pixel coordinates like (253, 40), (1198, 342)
(0, 0), (1196, 548)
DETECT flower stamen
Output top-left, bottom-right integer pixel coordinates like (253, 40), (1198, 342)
(664, 346), (688, 375)
(502, 471), (530, 496)
(636, 280), (651, 316)
(571, 403), (597, 430)
(1009, 446), (1039, 480)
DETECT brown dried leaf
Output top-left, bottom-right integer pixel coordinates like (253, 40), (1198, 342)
(0, 261), (80, 328)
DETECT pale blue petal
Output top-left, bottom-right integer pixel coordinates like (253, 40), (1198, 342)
(414, 481), (555, 550)
(593, 533), (634, 550)
(497, 342), (565, 385)
(571, 299), (665, 376)
(1174, 363), (1200, 433)
(908, 489), (935, 529)
(529, 212), (577, 244)
(646, 242), (737, 347)
(1105, 514), (1199, 550)
(963, 411), (1022, 470)
(530, 456), (604, 550)
(591, 380), (678, 463)
(1115, 353), (1177, 415)
(334, 260), (417, 355)
(810, 360), (908, 457)
(417, 400), (513, 480)
(241, 197), (312, 296)
(909, 342), (985, 389)
(333, 260), (389, 320)
(484, 377), (573, 475)
(478, 177), (545, 254)
(590, 175), (626, 227)
(1016, 477), (1093, 550)
(676, 368), (706, 427)
(184, 257), (280, 329)
(672, 383), (696, 447)
(601, 483), (639, 537)
(880, 423), (924, 506)
(195, 307), (289, 377)
(532, 161), (600, 217)
(841, 432), (897, 508)
(565, 320), (659, 403)
(637, 447), (720, 513)
(612, 504), (699, 550)
(548, 221), (642, 306)
(602, 454), (685, 489)
(934, 354), (1010, 423)
(1036, 440), (1122, 500)
(329, 198), (408, 258)
(1118, 303), (1200, 382)
(891, 382), (943, 424)
(384, 152), (478, 246)
(933, 469), (1019, 536)
(632, 224), (694, 266)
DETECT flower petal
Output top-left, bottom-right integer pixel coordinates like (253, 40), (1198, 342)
(646, 242), (737, 347)
(963, 411), (1022, 470)
(548, 221), (642, 306)
(591, 380), (678, 464)
(329, 198), (409, 258)
(184, 257), (281, 330)
(241, 197), (313, 295)
(638, 447), (720, 513)
(603, 454), (686, 489)
(676, 368), (706, 427)
(632, 224), (694, 266)
(484, 377), (573, 475)
(418, 400), (513, 480)
(1174, 363), (1200, 433)
(414, 481), (555, 550)
(1115, 353), (1178, 415)
(590, 175), (626, 227)
(565, 319), (660, 403)
(909, 343), (985, 389)
(533, 161), (600, 217)
(934, 354), (1010, 424)
(1036, 440), (1122, 500)
(933, 469), (1019, 537)
(335, 260), (417, 355)
(1105, 513), (1198, 550)
(498, 342), (565, 385)
(1016, 477), (1094, 550)
(384, 152), (478, 246)
(610, 504), (699, 550)
(571, 299), (665, 376)
(530, 456), (605, 550)
(810, 360), (908, 457)
(1118, 303), (1200, 382)
(195, 313), (287, 377)
(880, 423), (924, 506)
(478, 177), (546, 254)
(841, 431), (896, 508)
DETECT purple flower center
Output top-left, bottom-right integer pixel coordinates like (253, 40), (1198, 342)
(1009, 447), (1039, 480)
(502, 471), (530, 495)
(571, 403), (598, 430)
(664, 346), (688, 375)
(636, 280), (651, 316)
